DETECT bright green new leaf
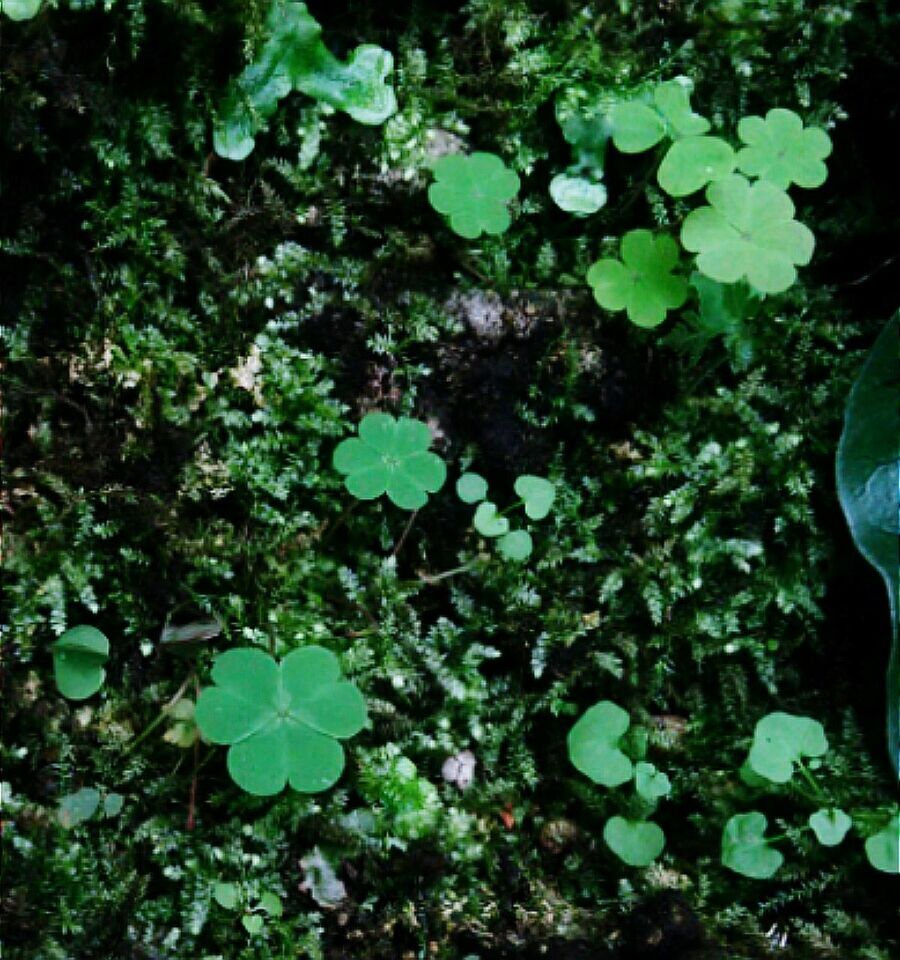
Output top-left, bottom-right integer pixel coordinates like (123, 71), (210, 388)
(567, 700), (634, 787)
(473, 501), (509, 538)
(58, 787), (101, 828)
(635, 761), (672, 801)
(195, 646), (367, 796)
(213, 1), (397, 161)
(549, 174), (608, 216)
(242, 914), (264, 935)
(864, 815), (900, 873)
(721, 812), (784, 879)
(653, 78), (710, 138)
(603, 816), (666, 867)
(514, 475), (556, 520)
(808, 808), (852, 847)
(52, 625), (110, 700)
(747, 712), (828, 784)
(1, 0), (42, 20)
(333, 412), (446, 511)
(427, 152), (520, 239)
(497, 529), (532, 561)
(837, 314), (900, 777)
(456, 472), (488, 504)
(213, 882), (240, 910)
(587, 230), (688, 328)
(737, 108), (832, 189)
(681, 174), (815, 294)
(610, 101), (666, 153)
(657, 136), (736, 197)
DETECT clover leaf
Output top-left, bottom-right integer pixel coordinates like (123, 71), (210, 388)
(635, 762), (672, 801)
(1, 0), (42, 19)
(497, 530), (532, 561)
(213, 1), (397, 161)
(610, 78), (709, 153)
(737, 108), (832, 190)
(473, 501), (509, 538)
(747, 712), (828, 784)
(52, 626), (110, 700)
(213, 882), (240, 910)
(513, 475), (556, 520)
(653, 78), (710, 138)
(428, 152), (520, 239)
(864, 814), (900, 873)
(808, 808), (852, 847)
(333, 412), (446, 510)
(657, 136), (736, 197)
(604, 816), (666, 867)
(456, 472), (488, 504)
(58, 787), (101, 829)
(550, 98), (612, 215)
(549, 174), (608, 216)
(567, 700), (634, 787)
(680, 174), (815, 294)
(587, 230), (688, 328)
(721, 812), (784, 878)
(610, 101), (666, 153)
(194, 646), (367, 796)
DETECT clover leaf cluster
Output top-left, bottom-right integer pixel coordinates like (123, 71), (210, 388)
(213, 0), (396, 161)
(427, 152), (521, 239)
(567, 701), (671, 867)
(721, 712), (898, 878)
(456, 471), (556, 561)
(213, 881), (283, 936)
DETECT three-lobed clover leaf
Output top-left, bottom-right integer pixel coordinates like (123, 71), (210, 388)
(567, 700), (634, 787)
(52, 625), (110, 700)
(737, 108), (832, 190)
(587, 229), (688, 328)
(603, 815), (666, 867)
(635, 761), (672, 801)
(657, 135), (736, 197)
(427, 152), (520, 239)
(333, 412), (446, 510)
(808, 808), (852, 847)
(721, 812), (784, 879)
(195, 646), (367, 796)
(514, 475), (556, 520)
(747, 712), (828, 784)
(680, 174), (815, 294)
(864, 814), (900, 873)
(610, 78), (709, 153)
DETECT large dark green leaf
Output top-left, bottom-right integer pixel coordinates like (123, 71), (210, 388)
(836, 313), (899, 777)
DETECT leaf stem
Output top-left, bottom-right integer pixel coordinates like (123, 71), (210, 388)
(123, 671), (194, 756)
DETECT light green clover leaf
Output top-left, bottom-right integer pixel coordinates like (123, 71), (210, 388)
(52, 626), (110, 700)
(737, 108), (832, 189)
(567, 700), (634, 787)
(497, 529), (532, 561)
(258, 891), (283, 917)
(808, 808), (852, 847)
(428, 152), (520, 239)
(747, 712), (828, 783)
(333, 412), (446, 510)
(514, 475), (556, 520)
(102, 792), (124, 818)
(610, 101), (666, 153)
(653, 78), (710, 138)
(456, 472), (488, 504)
(680, 174), (815, 294)
(58, 787), (101, 829)
(242, 914), (264, 935)
(213, 882), (240, 910)
(721, 812), (784, 878)
(635, 761), (672, 801)
(1, 0), (42, 19)
(864, 814), (900, 873)
(195, 646), (367, 796)
(473, 501), (509, 538)
(603, 816), (666, 867)
(549, 174), (608, 216)
(657, 135), (736, 197)
(587, 230), (688, 328)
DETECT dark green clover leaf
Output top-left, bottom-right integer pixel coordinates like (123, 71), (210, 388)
(497, 530), (532, 561)
(657, 136), (736, 197)
(837, 314), (900, 777)
(681, 174), (815, 294)
(195, 646), (367, 796)
(635, 761), (672, 801)
(721, 812), (784, 879)
(737, 108), (832, 190)
(514, 475), (556, 520)
(52, 626), (110, 700)
(333, 412), (446, 510)
(473, 501), (509, 538)
(428, 152), (520, 239)
(567, 700), (634, 787)
(653, 78), (710, 138)
(587, 230), (688, 328)
(456, 472), (488, 504)
(747, 712), (828, 784)
(603, 816), (666, 867)
(58, 787), (101, 829)
(808, 808), (852, 847)
(864, 814), (900, 873)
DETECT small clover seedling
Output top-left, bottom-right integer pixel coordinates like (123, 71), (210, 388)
(195, 646), (367, 796)
(52, 625), (110, 700)
(721, 812), (784, 879)
(737, 108), (832, 190)
(603, 816), (666, 867)
(680, 174), (815, 294)
(58, 787), (124, 828)
(162, 698), (200, 749)
(213, 881), (283, 935)
(634, 761), (672, 801)
(333, 412), (446, 510)
(808, 808), (852, 847)
(427, 152), (520, 239)
(587, 230), (688, 328)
